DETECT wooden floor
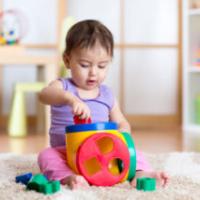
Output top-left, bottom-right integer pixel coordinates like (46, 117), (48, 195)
(0, 125), (190, 155)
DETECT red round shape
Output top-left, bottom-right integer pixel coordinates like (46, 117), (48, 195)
(73, 115), (92, 124)
(76, 133), (130, 186)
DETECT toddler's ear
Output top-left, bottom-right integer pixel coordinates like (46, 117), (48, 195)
(63, 53), (70, 69)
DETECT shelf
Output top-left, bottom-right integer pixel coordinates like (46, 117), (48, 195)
(189, 8), (200, 15)
(183, 124), (200, 132)
(183, 1), (200, 135)
(188, 66), (200, 73)
(0, 45), (25, 55)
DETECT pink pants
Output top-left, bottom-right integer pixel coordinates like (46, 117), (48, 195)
(38, 146), (152, 182)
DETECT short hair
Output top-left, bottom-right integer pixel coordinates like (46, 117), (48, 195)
(64, 19), (114, 57)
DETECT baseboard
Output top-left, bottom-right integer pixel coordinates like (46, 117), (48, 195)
(0, 115), (37, 130)
(0, 114), (181, 131)
(126, 114), (181, 129)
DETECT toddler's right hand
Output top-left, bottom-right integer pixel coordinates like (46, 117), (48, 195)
(71, 97), (91, 119)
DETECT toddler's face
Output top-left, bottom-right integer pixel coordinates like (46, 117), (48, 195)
(65, 42), (112, 90)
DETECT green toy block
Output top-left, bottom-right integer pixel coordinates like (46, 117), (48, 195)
(27, 174), (48, 192)
(136, 177), (156, 191)
(136, 178), (144, 190)
(27, 173), (60, 195)
(42, 181), (60, 195)
(51, 181), (60, 192)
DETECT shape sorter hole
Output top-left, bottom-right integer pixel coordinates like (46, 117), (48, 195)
(95, 136), (114, 154)
(83, 157), (102, 176)
(108, 158), (122, 176)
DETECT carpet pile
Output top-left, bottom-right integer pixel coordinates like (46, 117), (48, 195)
(0, 152), (199, 200)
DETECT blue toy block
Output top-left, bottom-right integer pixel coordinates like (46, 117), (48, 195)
(15, 172), (33, 185)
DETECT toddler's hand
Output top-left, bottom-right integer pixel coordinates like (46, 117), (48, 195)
(71, 98), (91, 119)
(131, 170), (169, 188)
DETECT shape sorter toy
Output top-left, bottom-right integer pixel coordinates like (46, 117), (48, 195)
(65, 117), (136, 186)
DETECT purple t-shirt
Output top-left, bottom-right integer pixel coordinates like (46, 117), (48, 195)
(49, 78), (114, 147)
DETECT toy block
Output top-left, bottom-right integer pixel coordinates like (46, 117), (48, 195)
(15, 172), (33, 185)
(27, 173), (60, 195)
(136, 177), (156, 191)
(42, 181), (60, 194)
(73, 115), (92, 124)
(27, 173), (48, 192)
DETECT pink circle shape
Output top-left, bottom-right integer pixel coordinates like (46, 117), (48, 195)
(76, 133), (130, 186)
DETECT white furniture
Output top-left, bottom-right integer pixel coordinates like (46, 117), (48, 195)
(183, 0), (200, 133)
(0, 46), (58, 135)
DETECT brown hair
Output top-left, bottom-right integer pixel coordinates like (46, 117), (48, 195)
(63, 19), (114, 57)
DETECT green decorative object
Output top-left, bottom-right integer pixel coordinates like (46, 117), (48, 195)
(136, 177), (156, 191)
(195, 96), (200, 124)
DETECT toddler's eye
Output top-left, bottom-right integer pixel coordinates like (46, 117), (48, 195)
(98, 65), (106, 69)
(80, 64), (89, 68)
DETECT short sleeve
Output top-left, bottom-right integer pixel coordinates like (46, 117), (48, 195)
(58, 78), (68, 90)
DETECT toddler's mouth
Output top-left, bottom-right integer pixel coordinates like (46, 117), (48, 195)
(87, 80), (97, 85)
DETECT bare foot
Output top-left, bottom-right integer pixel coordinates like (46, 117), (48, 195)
(130, 171), (169, 188)
(61, 175), (89, 190)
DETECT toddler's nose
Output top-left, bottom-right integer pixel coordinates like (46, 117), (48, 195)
(89, 66), (97, 76)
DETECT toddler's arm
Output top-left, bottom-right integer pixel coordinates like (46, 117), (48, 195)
(39, 80), (90, 118)
(110, 99), (131, 133)
(39, 80), (76, 105)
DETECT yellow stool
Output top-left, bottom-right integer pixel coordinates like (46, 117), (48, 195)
(8, 82), (46, 137)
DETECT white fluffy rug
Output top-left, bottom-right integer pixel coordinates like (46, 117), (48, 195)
(1, 152), (200, 200)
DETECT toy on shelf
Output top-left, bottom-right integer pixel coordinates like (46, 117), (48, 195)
(193, 49), (200, 67)
(0, 9), (28, 45)
(195, 95), (200, 124)
(65, 116), (137, 186)
(190, 0), (200, 8)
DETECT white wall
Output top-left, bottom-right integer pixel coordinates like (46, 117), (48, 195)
(67, 0), (178, 115)
(2, 0), (178, 116)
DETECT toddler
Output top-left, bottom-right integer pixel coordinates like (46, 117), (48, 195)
(38, 19), (169, 189)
